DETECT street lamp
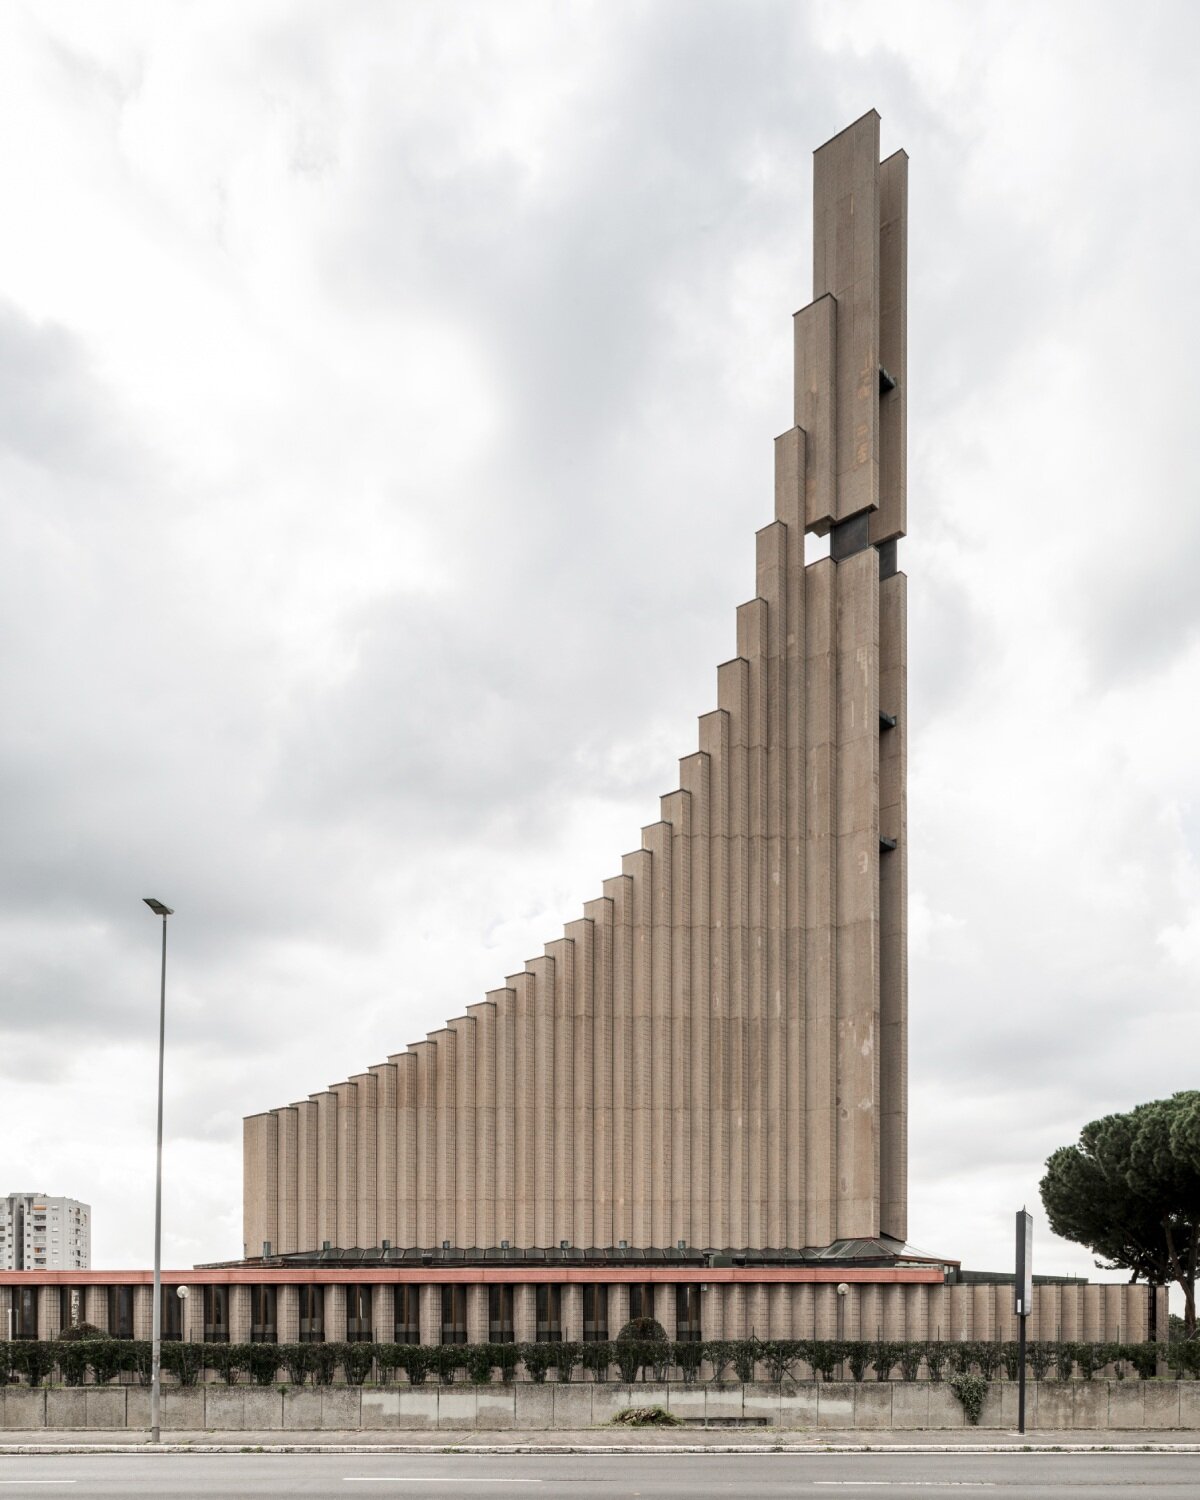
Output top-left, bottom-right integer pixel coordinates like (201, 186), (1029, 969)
(143, 897), (173, 1445)
(836, 1282), (849, 1382)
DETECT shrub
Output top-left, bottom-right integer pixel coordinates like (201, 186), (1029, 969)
(1126, 1342), (1161, 1380)
(492, 1343), (520, 1383)
(759, 1339), (800, 1383)
(244, 1344), (281, 1386)
(0, 1342), (11, 1385)
(846, 1343), (870, 1382)
(580, 1341), (612, 1382)
(870, 1340), (902, 1381)
(161, 1341), (204, 1387)
(705, 1339), (736, 1381)
(975, 1342), (1002, 1382)
(1001, 1340), (1023, 1381)
(614, 1340), (642, 1383)
(555, 1342), (582, 1383)
(282, 1343), (315, 1386)
(1054, 1342), (1074, 1382)
(949, 1372), (988, 1426)
(429, 1345), (461, 1385)
(340, 1342), (375, 1386)
(1027, 1341), (1054, 1381)
(897, 1341), (923, 1382)
(805, 1340), (841, 1382)
(312, 1344), (340, 1385)
(13, 1342), (56, 1388)
(616, 1317), (667, 1343)
(464, 1343), (497, 1384)
(125, 1340), (153, 1386)
(519, 1343), (557, 1384)
(610, 1404), (680, 1426)
(57, 1323), (105, 1342)
(86, 1341), (125, 1386)
(946, 1342), (974, 1377)
(55, 1341), (91, 1386)
(1075, 1342), (1101, 1381)
(672, 1340), (704, 1383)
(732, 1339), (759, 1383)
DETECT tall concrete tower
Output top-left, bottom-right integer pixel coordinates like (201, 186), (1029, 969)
(245, 109), (908, 1255)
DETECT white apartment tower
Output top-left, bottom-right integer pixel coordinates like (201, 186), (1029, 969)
(0, 1193), (91, 1270)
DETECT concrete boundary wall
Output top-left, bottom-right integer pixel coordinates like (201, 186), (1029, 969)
(3, 1382), (1199, 1432)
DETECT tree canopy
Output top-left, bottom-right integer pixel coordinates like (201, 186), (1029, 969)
(1040, 1092), (1200, 1332)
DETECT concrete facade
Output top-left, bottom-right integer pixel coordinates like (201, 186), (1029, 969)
(244, 109), (909, 1261)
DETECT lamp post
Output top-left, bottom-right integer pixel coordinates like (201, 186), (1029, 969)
(143, 897), (173, 1445)
(836, 1282), (849, 1381)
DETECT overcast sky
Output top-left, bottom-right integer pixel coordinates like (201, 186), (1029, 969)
(2, 1), (1198, 1292)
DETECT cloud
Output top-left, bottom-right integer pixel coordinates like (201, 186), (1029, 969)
(0, 1), (1197, 1293)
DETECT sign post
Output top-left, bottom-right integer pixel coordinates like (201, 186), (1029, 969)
(1015, 1209), (1033, 1434)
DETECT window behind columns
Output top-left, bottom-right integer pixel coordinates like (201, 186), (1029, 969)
(203, 1285), (229, 1343)
(346, 1284), (373, 1342)
(628, 1283), (655, 1325)
(299, 1284), (324, 1342)
(250, 1284), (277, 1343)
(59, 1286), (83, 1333)
(535, 1284), (562, 1343)
(488, 1284), (514, 1343)
(14, 1286), (38, 1339)
(440, 1284), (467, 1345)
(161, 1285), (182, 1341)
(582, 1284), (608, 1342)
(675, 1284), (702, 1341)
(394, 1285), (420, 1345)
(107, 1286), (134, 1340)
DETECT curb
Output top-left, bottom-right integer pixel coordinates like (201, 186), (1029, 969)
(4, 1441), (1200, 1456)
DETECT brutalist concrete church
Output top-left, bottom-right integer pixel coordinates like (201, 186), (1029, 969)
(2, 115), (1161, 1352)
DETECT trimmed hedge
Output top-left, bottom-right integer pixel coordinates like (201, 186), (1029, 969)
(0, 1337), (1173, 1387)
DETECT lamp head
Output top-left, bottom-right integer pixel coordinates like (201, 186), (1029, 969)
(143, 898), (174, 917)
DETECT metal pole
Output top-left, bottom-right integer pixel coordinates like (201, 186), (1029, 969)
(1018, 1308), (1027, 1435)
(151, 912), (168, 1444)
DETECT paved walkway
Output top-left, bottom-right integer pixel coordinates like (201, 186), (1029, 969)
(3, 1428), (1200, 1453)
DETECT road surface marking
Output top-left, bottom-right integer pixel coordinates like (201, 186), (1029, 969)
(344, 1480), (542, 1486)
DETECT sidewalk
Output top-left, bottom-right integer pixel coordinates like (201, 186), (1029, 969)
(4, 1427), (1200, 1453)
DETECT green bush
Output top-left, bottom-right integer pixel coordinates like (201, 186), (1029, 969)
(924, 1342), (947, 1382)
(429, 1345), (461, 1385)
(897, 1341), (923, 1382)
(1074, 1341), (1101, 1381)
(1027, 1341), (1054, 1381)
(974, 1341), (1002, 1382)
(805, 1340), (842, 1382)
(870, 1340), (902, 1381)
(124, 1340), (153, 1386)
(610, 1403), (679, 1426)
(846, 1343), (870, 1382)
(493, 1343), (521, 1382)
(55, 1340), (92, 1386)
(672, 1340), (704, 1383)
(392, 1344), (430, 1385)
(12, 1342), (56, 1388)
(949, 1371), (988, 1425)
(340, 1342), (375, 1386)
(282, 1343), (315, 1386)
(57, 1323), (106, 1342)
(86, 1340), (126, 1386)
(580, 1341), (612, 1382)
(1054, 1342), (1074, 1382)
(312, 1343), (340, 1385)
(616, 1317), (667, 1343)
(519, 1343), (558, 1384)
(759, 1339), (800, 1383)
(946, 1342), (974, 1377)
(1126, 1341), (1161, 1380)
(244, 1344), (281, 1386)
(704, 1339), (736, 1381)
(161, 1341), (204, 1387)
(1001, 1340), (1023, 1381)
(732, 1339), (759, 1383)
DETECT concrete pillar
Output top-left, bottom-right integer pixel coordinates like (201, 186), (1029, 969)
(85, 1286), (109, 1334)
(566, 918), (594, 1250)
(449, 1016), (477, 1248)
(295, 1099), (318, 1253)
(603, 874), (634, 1249)
(276, 1106), (299, 1255)
(393, 1054), (418, 1248)
(278, 1285), (300, 1344)
(609, 1284), (630, 1339)
(562, 1285), (583, 1344)
(37, 1286), (61, 1342)
(313, 1089), (338, 1250)
(467, 1002), (497, 1250)
(324, 1284), (347, 1343)
(427, 1026), (456, 1246)
(418, 1285), (440, 1347)
(510, 974), (535, 1247)
(370, 1062), (398, 1251)
(546, 939), (575, 1248)
(332, 1080), (358, 1250)
(526, 954), (555, 1247)
(514, 1285), (536, 1344)
(230, 1286), (251, 1344)
(466, 1285), (488, 1345)
(133, 1286), (153, 1341)
(583, 902), (614, 1251)
(351, 1071), (378, 1250)
(623, 847), (653, 1248)
(488, 990), (515, 1249)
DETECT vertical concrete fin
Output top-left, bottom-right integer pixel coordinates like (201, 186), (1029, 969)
(508, 970), (535, 1245)
(872, 149), (908, 546)
(448, 1016), (476, 1247)
(699, 706), (730, 1249)
(878, 569), (908, 1241)
(621, 846), (653, 1246)
(525, 953), (555, 1246)
(793, 296), (837, 533)
(390, 1053), (417, 1247)
(486, 986), (517, 1248)
(601, 873), (633, 1246)
(833, 547), (880, 1239)
(544, 936), (575, 1245)
(679, 750), (711, 1247)
(294, 1097), (318, 1252)
(467, 1000), (498, 1249)
(332, 1080), (358, 1249)
(641, 819), (673, 1245)
(565, 918), (594, 1247)
(369, 1062), (398, 1250)
(312, 1089), (339, 1250)
(275, 1105), (298, 1255)
(660, 788), (692, 1250)
(350, 1071), (378, 1251)
(583, 897), (615, 1247)
(813, 109), (880, 524)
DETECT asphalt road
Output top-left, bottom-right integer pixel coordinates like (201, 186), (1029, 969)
(1, 1452), (1199, 1498)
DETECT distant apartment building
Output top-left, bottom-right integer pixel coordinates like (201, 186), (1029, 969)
(0, 1194), (90, 1270)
